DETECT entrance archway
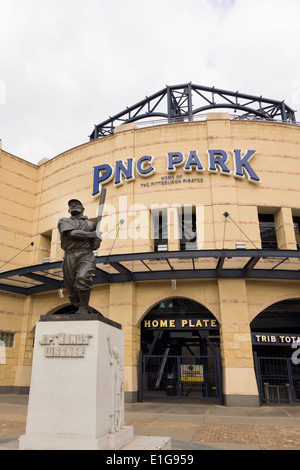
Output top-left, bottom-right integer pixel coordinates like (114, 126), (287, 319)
(251, 299), (300, 404)
(139, 297), (222, 403)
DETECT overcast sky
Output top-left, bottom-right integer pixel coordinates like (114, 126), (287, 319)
(1, 0), (300, 165)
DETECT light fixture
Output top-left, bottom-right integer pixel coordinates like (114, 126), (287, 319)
(157, 244), (168, 252)
(236, 242), (246, 249)
(58, 289), (64, 298)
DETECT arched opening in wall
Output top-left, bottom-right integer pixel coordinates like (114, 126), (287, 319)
(139, 297), (222, 403)
(251, 299), (300, 405)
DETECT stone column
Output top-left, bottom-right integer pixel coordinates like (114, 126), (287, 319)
(109, 283), (138, 402)
(218, 279), (259, 406)
(14, 297), (34, 392)
(275, 207), (296, 250)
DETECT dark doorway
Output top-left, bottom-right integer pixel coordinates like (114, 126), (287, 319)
(251, 299), (300, 404)
(139, 298), (222, 403)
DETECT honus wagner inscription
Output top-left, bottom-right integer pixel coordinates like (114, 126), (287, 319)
(39, 333), (93, 358)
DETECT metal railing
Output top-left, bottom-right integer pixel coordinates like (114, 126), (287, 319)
(254, 354), (300, 404)
(139, 354), (222, 403)
(134, 114), (300, 130)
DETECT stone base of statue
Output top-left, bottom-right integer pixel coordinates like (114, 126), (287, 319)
(19, 313), (134, 450)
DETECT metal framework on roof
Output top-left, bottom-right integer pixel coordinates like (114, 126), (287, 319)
(1, 249), (300, 296)
(89, 83), (296, 140)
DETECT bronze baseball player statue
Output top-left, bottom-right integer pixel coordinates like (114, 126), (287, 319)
(58, 198), (101, 314)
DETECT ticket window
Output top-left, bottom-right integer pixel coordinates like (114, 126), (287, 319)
(178, 206), (197, 251)
(258, 213), (278, 250)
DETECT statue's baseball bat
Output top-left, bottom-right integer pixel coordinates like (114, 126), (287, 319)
(96, 187), (107, 238)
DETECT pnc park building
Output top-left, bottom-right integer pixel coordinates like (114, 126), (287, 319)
(1, 83), (300, 407)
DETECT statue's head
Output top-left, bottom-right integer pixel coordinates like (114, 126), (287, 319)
(68, 199), (85, 217)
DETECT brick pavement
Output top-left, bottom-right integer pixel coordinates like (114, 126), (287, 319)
(1, 415), (300, 450)
(193, 423), (300, 450)
(0, 413), (26, 436)
(1, 397), (300, 450)
(124, 419), (300, 450)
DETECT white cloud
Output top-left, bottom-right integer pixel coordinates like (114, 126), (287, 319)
(0, 0), (300, 164)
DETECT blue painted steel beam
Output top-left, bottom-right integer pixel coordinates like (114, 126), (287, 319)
(22, 272), (62, 287)
(0, 250), (300, 295)
(0, 283), (27, 295)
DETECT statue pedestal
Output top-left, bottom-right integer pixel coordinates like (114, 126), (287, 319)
(19, 314), (134, 450)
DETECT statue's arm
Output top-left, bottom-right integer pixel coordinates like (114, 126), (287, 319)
(67, 229), (99, 240)
(58, 218), (101, 246)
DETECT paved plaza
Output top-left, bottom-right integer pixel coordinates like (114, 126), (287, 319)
(1, 394), (300, 450)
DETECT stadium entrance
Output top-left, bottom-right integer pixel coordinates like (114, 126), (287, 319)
(251, 299), (300, 405)
(139, 298), (222, 403)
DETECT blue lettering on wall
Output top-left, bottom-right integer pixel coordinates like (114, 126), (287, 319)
(115, 159), (135, 187)
(167, 152), (184, 171)
(208, 149), (231, 174)
(184, 151), (204, 172)
(93, 164), (114, 195)
(136, 155), (155, 176)
(92, 149), (260, 195)
(233, 149), (260, 183)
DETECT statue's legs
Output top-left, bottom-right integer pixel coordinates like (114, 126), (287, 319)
(63, 251), (95, 314)
(77, 290), (91, 314)
(62, 253), (79, 308)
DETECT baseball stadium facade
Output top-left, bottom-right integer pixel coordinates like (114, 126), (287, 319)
(1, 84), (300, 406)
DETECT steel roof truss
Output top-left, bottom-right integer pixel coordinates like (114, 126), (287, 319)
(22, 272), (61, 287)
(108, 262), (132, 280)
(243, 256), (261, 278)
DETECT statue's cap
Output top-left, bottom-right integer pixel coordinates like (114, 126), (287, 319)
(68, 199), (83, 207)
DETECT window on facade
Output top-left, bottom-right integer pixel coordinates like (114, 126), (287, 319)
(40, 231), (52, 260)
(293, 216), (300, 250)
(258, 214), (278, 249)
(179, 206), (197, 251)
(0, 332), (14, 348)
(152, 209), (168, 252)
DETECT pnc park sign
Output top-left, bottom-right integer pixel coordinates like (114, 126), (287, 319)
(92, 149), (260, 195)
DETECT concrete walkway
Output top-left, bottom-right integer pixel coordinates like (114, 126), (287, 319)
(1, 394), (300, 450)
